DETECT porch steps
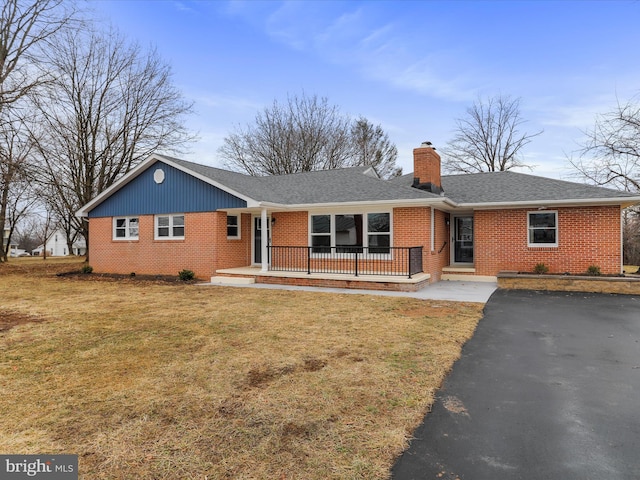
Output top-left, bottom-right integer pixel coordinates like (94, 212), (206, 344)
(441, 266), (496, 282)
(210, 275), (255, 285)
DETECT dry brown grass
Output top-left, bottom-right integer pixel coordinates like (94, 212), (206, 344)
(0, 257), (483, 479)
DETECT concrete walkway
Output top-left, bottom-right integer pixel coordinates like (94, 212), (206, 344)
(198, 279), (497, 303)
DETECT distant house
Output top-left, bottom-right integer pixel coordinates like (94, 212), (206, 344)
(2, 226), (10, 251)
(2, 226), (19, 256)
(32, 229), (86, 257)
(76, 142), (640, 291)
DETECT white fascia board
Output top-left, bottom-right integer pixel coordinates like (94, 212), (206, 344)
(76, 154), (260, 217)
(219, 202), (288, 213)
(266, 197), (455, 211)
(456, 196), (640, 210)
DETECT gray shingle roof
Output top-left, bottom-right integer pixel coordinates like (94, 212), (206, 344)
(162, 155), (638, 207)
(393, 170), (638, 204)
(164, 156), (439, 205)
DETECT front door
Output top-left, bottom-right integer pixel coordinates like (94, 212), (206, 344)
(253, 216), (271, 264)
(453, 216), (474, 263)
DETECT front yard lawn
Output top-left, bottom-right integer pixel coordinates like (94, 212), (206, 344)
(0, 259), (483, 479)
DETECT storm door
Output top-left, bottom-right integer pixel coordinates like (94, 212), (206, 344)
(253, 216), (271, 265)
(453, 216), (474, 264)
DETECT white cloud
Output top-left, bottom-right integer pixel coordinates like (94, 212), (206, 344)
(224, 1), (481, 103)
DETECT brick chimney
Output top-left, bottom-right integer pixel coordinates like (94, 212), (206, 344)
(412, 141), (443, 194)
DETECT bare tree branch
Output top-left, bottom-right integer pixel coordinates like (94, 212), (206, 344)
(570, 93), (640, 193)
(442, 94), (542, 174)
(219, 93), (401, 178)
(29, 26), (195, 259)
(0, 0), (78, 108)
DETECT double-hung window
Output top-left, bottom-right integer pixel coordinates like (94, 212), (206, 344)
(310, 212), (391, 254)
(311, 215), (331, 253)
(528, 211), (558, 247)
(113, 217), (139, 240)
(155, 214), (185, 240)
(367, 213), (391, 253)
(227, 214), (240, 239)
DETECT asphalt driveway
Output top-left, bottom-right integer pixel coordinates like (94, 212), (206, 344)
(392, 289), (640, 480)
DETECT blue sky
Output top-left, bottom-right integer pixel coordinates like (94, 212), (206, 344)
(91, 0), (640, 179)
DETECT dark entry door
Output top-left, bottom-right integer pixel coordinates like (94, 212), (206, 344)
(454, 216), (474, 263)
(253, 217), (271, 264)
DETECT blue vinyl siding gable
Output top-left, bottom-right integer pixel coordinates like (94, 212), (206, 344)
(88, 161), (247, 218)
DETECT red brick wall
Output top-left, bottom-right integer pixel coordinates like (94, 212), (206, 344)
(88, 212), (252, 279)
(413, 145), (442, 190)
(271, 211), (308, 246)
(89, 205), (620, 281)
(393, 207), (449, 281)
(269, 208), (446, 278)
(474, 206), (622, 276)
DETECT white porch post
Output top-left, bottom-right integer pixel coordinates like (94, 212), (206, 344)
(261, 207), (269, 272)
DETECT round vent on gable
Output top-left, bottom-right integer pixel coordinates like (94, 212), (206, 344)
(153, 168), (165, 184)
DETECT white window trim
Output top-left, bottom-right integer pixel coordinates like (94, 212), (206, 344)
(113, 216), (139, 240)
(527, 210), (558, 247)
(227, 214), (241, 240)
(308, 210), (393, 257)
(154, 214), (185, 240)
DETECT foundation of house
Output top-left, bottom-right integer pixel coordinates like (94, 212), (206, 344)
(212, 267), (432, 292)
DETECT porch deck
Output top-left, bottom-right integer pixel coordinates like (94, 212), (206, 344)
(212, 267), (432, 292)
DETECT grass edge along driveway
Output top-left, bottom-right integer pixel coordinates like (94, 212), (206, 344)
(0, 258), (483, 479)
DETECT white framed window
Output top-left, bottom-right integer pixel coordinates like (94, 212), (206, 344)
(155, 214), (185, 240)
(528, 211), (558, 247)
(227, 214), (240, 239)
(309, 212), (392, 254)
(113, 217), (139, 240)
(311, 214), (331, 253)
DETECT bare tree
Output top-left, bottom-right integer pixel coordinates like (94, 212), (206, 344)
(0, 114), (36, 261)
(569, 94), (640, 267)
(0, 0), (78, 261)
(0, 0), (77, 109)
(623, 209), (640, 267)
(442, 94), (542, 174)
(12, 213), (46, 253)
(30, 26), (194, 258)
(1, 169), (37, 260)
(570, 94), (640, 192)
(350, 116), (401, 178)
(219, 93), (400, 177)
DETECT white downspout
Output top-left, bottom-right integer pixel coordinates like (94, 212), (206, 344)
(430, 207), (435, 252)
(621, 208), (624, 275)
(261, 207), (269, 272)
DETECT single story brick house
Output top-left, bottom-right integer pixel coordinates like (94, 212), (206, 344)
(76, 142), (640, 291)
